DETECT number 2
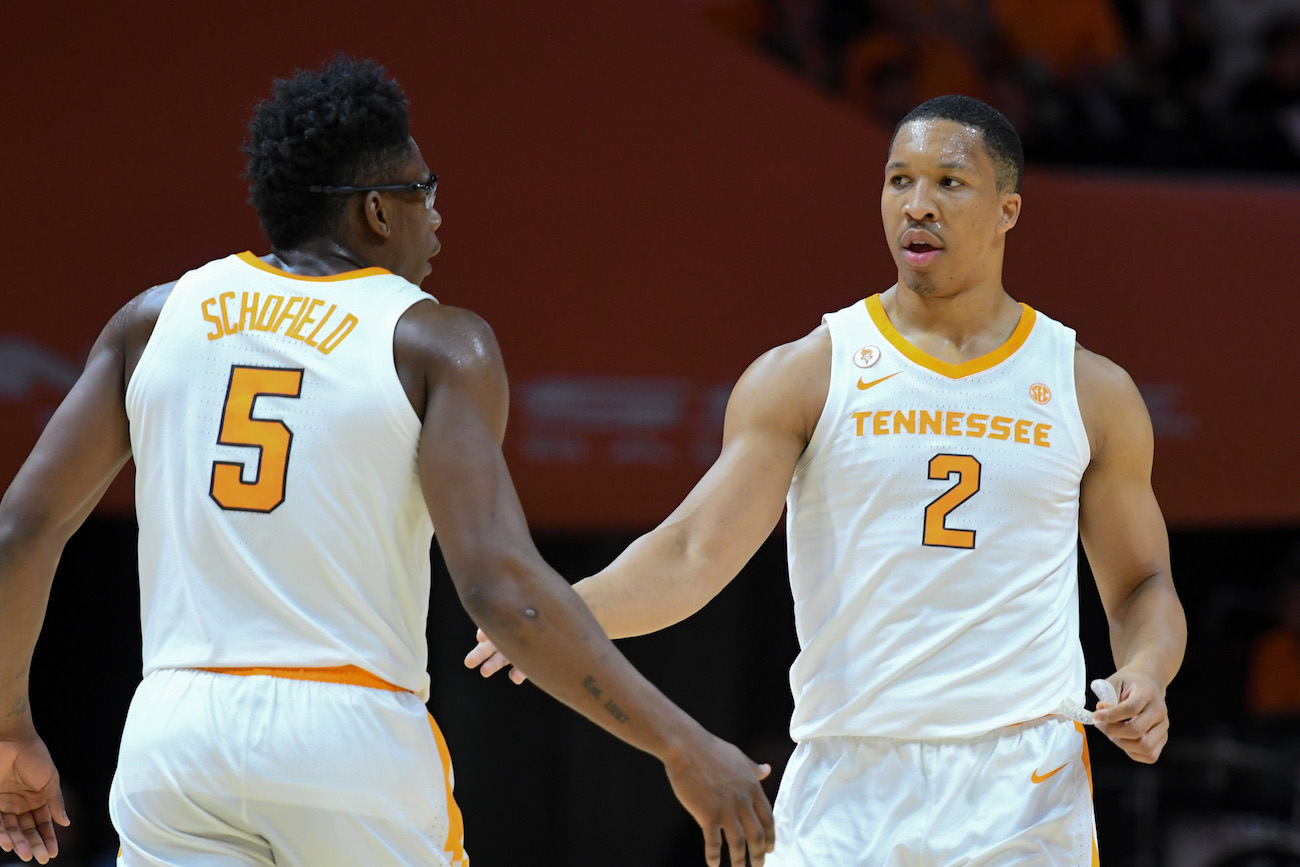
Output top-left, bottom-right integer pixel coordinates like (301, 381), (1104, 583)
(923, 454), (981, 549)
(210, 365), (304, 513)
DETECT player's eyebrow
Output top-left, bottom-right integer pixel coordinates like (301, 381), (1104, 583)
(885, 160), (974, 172)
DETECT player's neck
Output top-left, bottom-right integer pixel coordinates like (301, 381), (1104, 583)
(882, 283), (1023, 364)
(268, 239), (374, 277)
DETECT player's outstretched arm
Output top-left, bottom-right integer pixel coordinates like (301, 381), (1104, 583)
(0, 288), (162, 862)
(405, 303), (775, 867)
(1076, 347), (1187, 764)
(464, 326), (829, 682)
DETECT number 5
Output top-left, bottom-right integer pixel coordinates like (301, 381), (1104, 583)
(210, 365), (304, 513)
(923, 454), (981, 549)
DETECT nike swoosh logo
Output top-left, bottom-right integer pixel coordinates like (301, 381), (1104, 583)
(857, 372), (899, 390)
(1031, 762), (1069, 784)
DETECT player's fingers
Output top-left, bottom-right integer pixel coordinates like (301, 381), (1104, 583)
(507, 665), (529, 685)
(701, 823), (722, 867)
(0, 826), (13, 853)
(724, 817), (753, 867)
(736, 802), (768, 867)
(2, 813), (32, 862)
(463, 639), (497, 669)
(31, 805), (59, 860)
(15, 811), (52, 865)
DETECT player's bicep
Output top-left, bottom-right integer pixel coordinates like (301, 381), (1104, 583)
(1077, 357), (1170, 614)
(658, 336), (825, 571)
(416, 316), (534, 583)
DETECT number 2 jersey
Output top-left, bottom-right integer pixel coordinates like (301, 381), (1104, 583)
(785, 294), (1091, 740)
(125, 252), (437, 699)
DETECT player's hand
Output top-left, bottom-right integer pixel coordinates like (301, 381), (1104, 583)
(463, 628), (529, 685)
(663, 731), (775, 867)
(1092, 669), (1169, 764)
(0, 724), (69, 864)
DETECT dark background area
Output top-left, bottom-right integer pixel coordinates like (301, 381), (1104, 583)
(4, 0), (1300, 865)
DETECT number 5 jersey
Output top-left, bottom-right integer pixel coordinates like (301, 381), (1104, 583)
(785, 294), (1092, 740)
(125, 252), (437, 699)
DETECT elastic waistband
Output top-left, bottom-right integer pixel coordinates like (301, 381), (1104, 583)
(198, 665), (408, 693)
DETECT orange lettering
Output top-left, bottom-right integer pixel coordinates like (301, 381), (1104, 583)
(872, 412), (889, 436)
(217, 292), (237, 335)
(1033, 423), (1051, 447)
(966, 414), (988, 438)
(945, 412), (965, 436)
(1014, 419), (1032, 444)
(238, 292), (261, 333)
(920, 411), (942, 434)
(893, 410), (916, 434)
(852, 411), (871, 436)
(273, 296), (305, 334)
(305, 304), (337, 347)
(287, 298), (324, 340)
(989, 416), (1012, 440)
(201, 297), (224, 340)
(318, 314), (358, 354)
(255, 296), (285, 331)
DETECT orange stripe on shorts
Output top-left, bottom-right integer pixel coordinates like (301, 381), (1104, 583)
(427, 712), (469, 866)
(199, 664), (407, 691)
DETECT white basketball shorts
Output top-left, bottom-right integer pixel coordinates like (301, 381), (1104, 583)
(767, 716), (1098, 866)
(109, 667), (468, 866)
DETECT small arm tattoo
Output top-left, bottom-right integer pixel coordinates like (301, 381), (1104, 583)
(583, 676), (629, 723)
(4, 697), (29, 719)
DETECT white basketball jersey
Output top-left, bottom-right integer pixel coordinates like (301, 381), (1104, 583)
(126, 252), (437, 699)
(786, 294), (1091, 740)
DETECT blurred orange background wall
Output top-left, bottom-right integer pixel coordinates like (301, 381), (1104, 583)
(3, 0), (1297, 528)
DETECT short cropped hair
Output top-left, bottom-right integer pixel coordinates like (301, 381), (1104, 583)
(890, 95), (1024, 193)
(243, 55), (412, 249)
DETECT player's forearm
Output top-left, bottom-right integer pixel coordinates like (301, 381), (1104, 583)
(0, 517), (62, 721)
(574, 522), (729, 639)
(460, 558), (710, 763)
(1106, 572), (1186, 690)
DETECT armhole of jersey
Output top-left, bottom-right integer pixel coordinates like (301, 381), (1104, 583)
(376, 292), (434, 443)
(1061, 327), (1092, 472)
(125, 281), (186, 411)
(793, 308), (849, 478)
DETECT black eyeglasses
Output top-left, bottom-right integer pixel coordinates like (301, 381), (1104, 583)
(302, 174), (437, 209)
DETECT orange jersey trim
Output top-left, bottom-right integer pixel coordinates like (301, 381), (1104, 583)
(865, 294), (1037, 379)
(200, 664), (407, 692)
(237, 251), (391, 282)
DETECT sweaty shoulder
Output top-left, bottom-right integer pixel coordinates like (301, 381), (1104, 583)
(1074, 344), (1153, 464)
(116, 281), (177, 387)
(393, 300), (506, 419)
(727, 322), (831, 449)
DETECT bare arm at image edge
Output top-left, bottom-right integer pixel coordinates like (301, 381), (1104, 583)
(0, 288), (163, 863)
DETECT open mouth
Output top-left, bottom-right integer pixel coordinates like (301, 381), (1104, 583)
(903, 240), (941, 266)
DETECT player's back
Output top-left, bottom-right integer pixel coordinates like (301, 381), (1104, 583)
(126, 252), (436, 698)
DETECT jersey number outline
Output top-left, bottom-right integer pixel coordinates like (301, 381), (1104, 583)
(210, 365), (305, 513)
(922, 453), (981, 549)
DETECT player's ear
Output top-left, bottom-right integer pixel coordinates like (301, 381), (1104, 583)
(363, 191), (392, 239)
(997, 192), (1021, 234)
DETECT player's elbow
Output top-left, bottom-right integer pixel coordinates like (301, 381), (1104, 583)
(453, 550), (549, 633)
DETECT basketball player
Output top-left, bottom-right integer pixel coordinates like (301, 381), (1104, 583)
(468, 95), (1187, 865)
(0, 56), (774, 867)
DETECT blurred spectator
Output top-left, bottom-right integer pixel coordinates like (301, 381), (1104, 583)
(681, 0), (1300, 174)
(839, 0), (993, 126)
(1226, 15), (1300, 169)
